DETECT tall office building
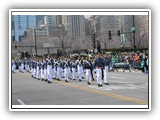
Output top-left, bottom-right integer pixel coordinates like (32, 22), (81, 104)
(12, 15), (45, 41)
(44, 15), (61, 27)
(62, 15), (86, 50)
(98, 15), (120, 49)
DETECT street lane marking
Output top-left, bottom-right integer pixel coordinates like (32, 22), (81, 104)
(109, 77), (125, 79)
(88, 83), (148, 91)
(55, 81), (148, 105)
(17, 99), (26, 105)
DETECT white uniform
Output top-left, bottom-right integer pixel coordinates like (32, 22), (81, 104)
(104, 66), (108, 83)
(64, 61), (69, 82)
(96, 68), (102, 85)
(12, 60), (16, 73)
(84, 60), (91, 83)
(71, 61), (76, 80)
(40, 61), (44, 80)
(36, 62), (41, 79)
(77, 60), (83, 81)
(47, 59), (53, 82)
(43, 60), (48, 81)
(57, 61), (62, 80)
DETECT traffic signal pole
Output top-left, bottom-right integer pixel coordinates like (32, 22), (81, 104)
(132, 15), (136, 49)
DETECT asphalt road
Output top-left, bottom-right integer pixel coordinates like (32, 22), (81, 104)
(11, 69), (149, 108)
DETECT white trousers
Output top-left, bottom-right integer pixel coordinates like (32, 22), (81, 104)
(57, 67), (62, 80)
(20, 64), (24, 72)
(96, 68), (102, 85)
(44, 69), (47, 80)
(36, 67), (40, 79)
(41, 69), (44, 79)
(72, 68), (76, 80)
(103, 66), (108, 83)
(47, 65), (52, 82)
(86, 69), (91, 82)
(53, 68), (57, 78)
(12, 64), (16, 72)
(33, 68), (36, 78)
(64, 68), (69, 81)
(78, 66), (83, 80)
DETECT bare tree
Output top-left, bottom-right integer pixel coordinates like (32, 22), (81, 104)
(57, 27), (70, 53)
(136, 32), (148, 48)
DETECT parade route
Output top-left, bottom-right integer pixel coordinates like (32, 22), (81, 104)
(11, 70), (148, 107)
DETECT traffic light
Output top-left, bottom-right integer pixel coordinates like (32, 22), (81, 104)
(117, 30), (120, 36)
(92, 33), (96, 48)
(108, 31), (111, 39)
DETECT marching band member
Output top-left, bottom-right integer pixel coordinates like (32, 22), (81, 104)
(47, 56), (53, 83)
(71, 59), (76, 80)
(94, 52), (104, 87)
(64, 58), (70, 82)
(76, 57), (83, 82)
(84, 56), (92, 85)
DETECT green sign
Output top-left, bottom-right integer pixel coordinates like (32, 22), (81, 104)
(131, 27), (136, 31)
(121, 34), (125, 44)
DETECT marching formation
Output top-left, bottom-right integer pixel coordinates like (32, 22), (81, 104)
(12, 52), (110, 87)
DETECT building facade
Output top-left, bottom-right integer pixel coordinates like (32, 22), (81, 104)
(62, 15), (86, 50)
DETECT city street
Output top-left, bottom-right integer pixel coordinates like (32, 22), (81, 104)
(11, 69), (149, 107)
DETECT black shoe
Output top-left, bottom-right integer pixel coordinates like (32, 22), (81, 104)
(65, 80), (68, 82)
(58, 79), (61, 81)
(45, 79), (48, 82)
(82, 77), (84, 79)
(104, 83), (109, 85)
(87, 81), (91, 85)
(73, 79), (75, 80)
(38, 78), (40, 80)
(48, 81), (52, 84)
(42, 78), (44, 81)
(92, 78), (94, 81)
(79, 79), (82, 82)
(98, 84), (103, 87)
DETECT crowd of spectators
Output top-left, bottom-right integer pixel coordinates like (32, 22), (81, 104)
(103, 50), (148, 74)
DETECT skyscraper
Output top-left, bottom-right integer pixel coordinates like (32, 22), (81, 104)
(62, 15), (86, 50)
(12, 15), (45, 41)
(44, 15), (61, 27)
